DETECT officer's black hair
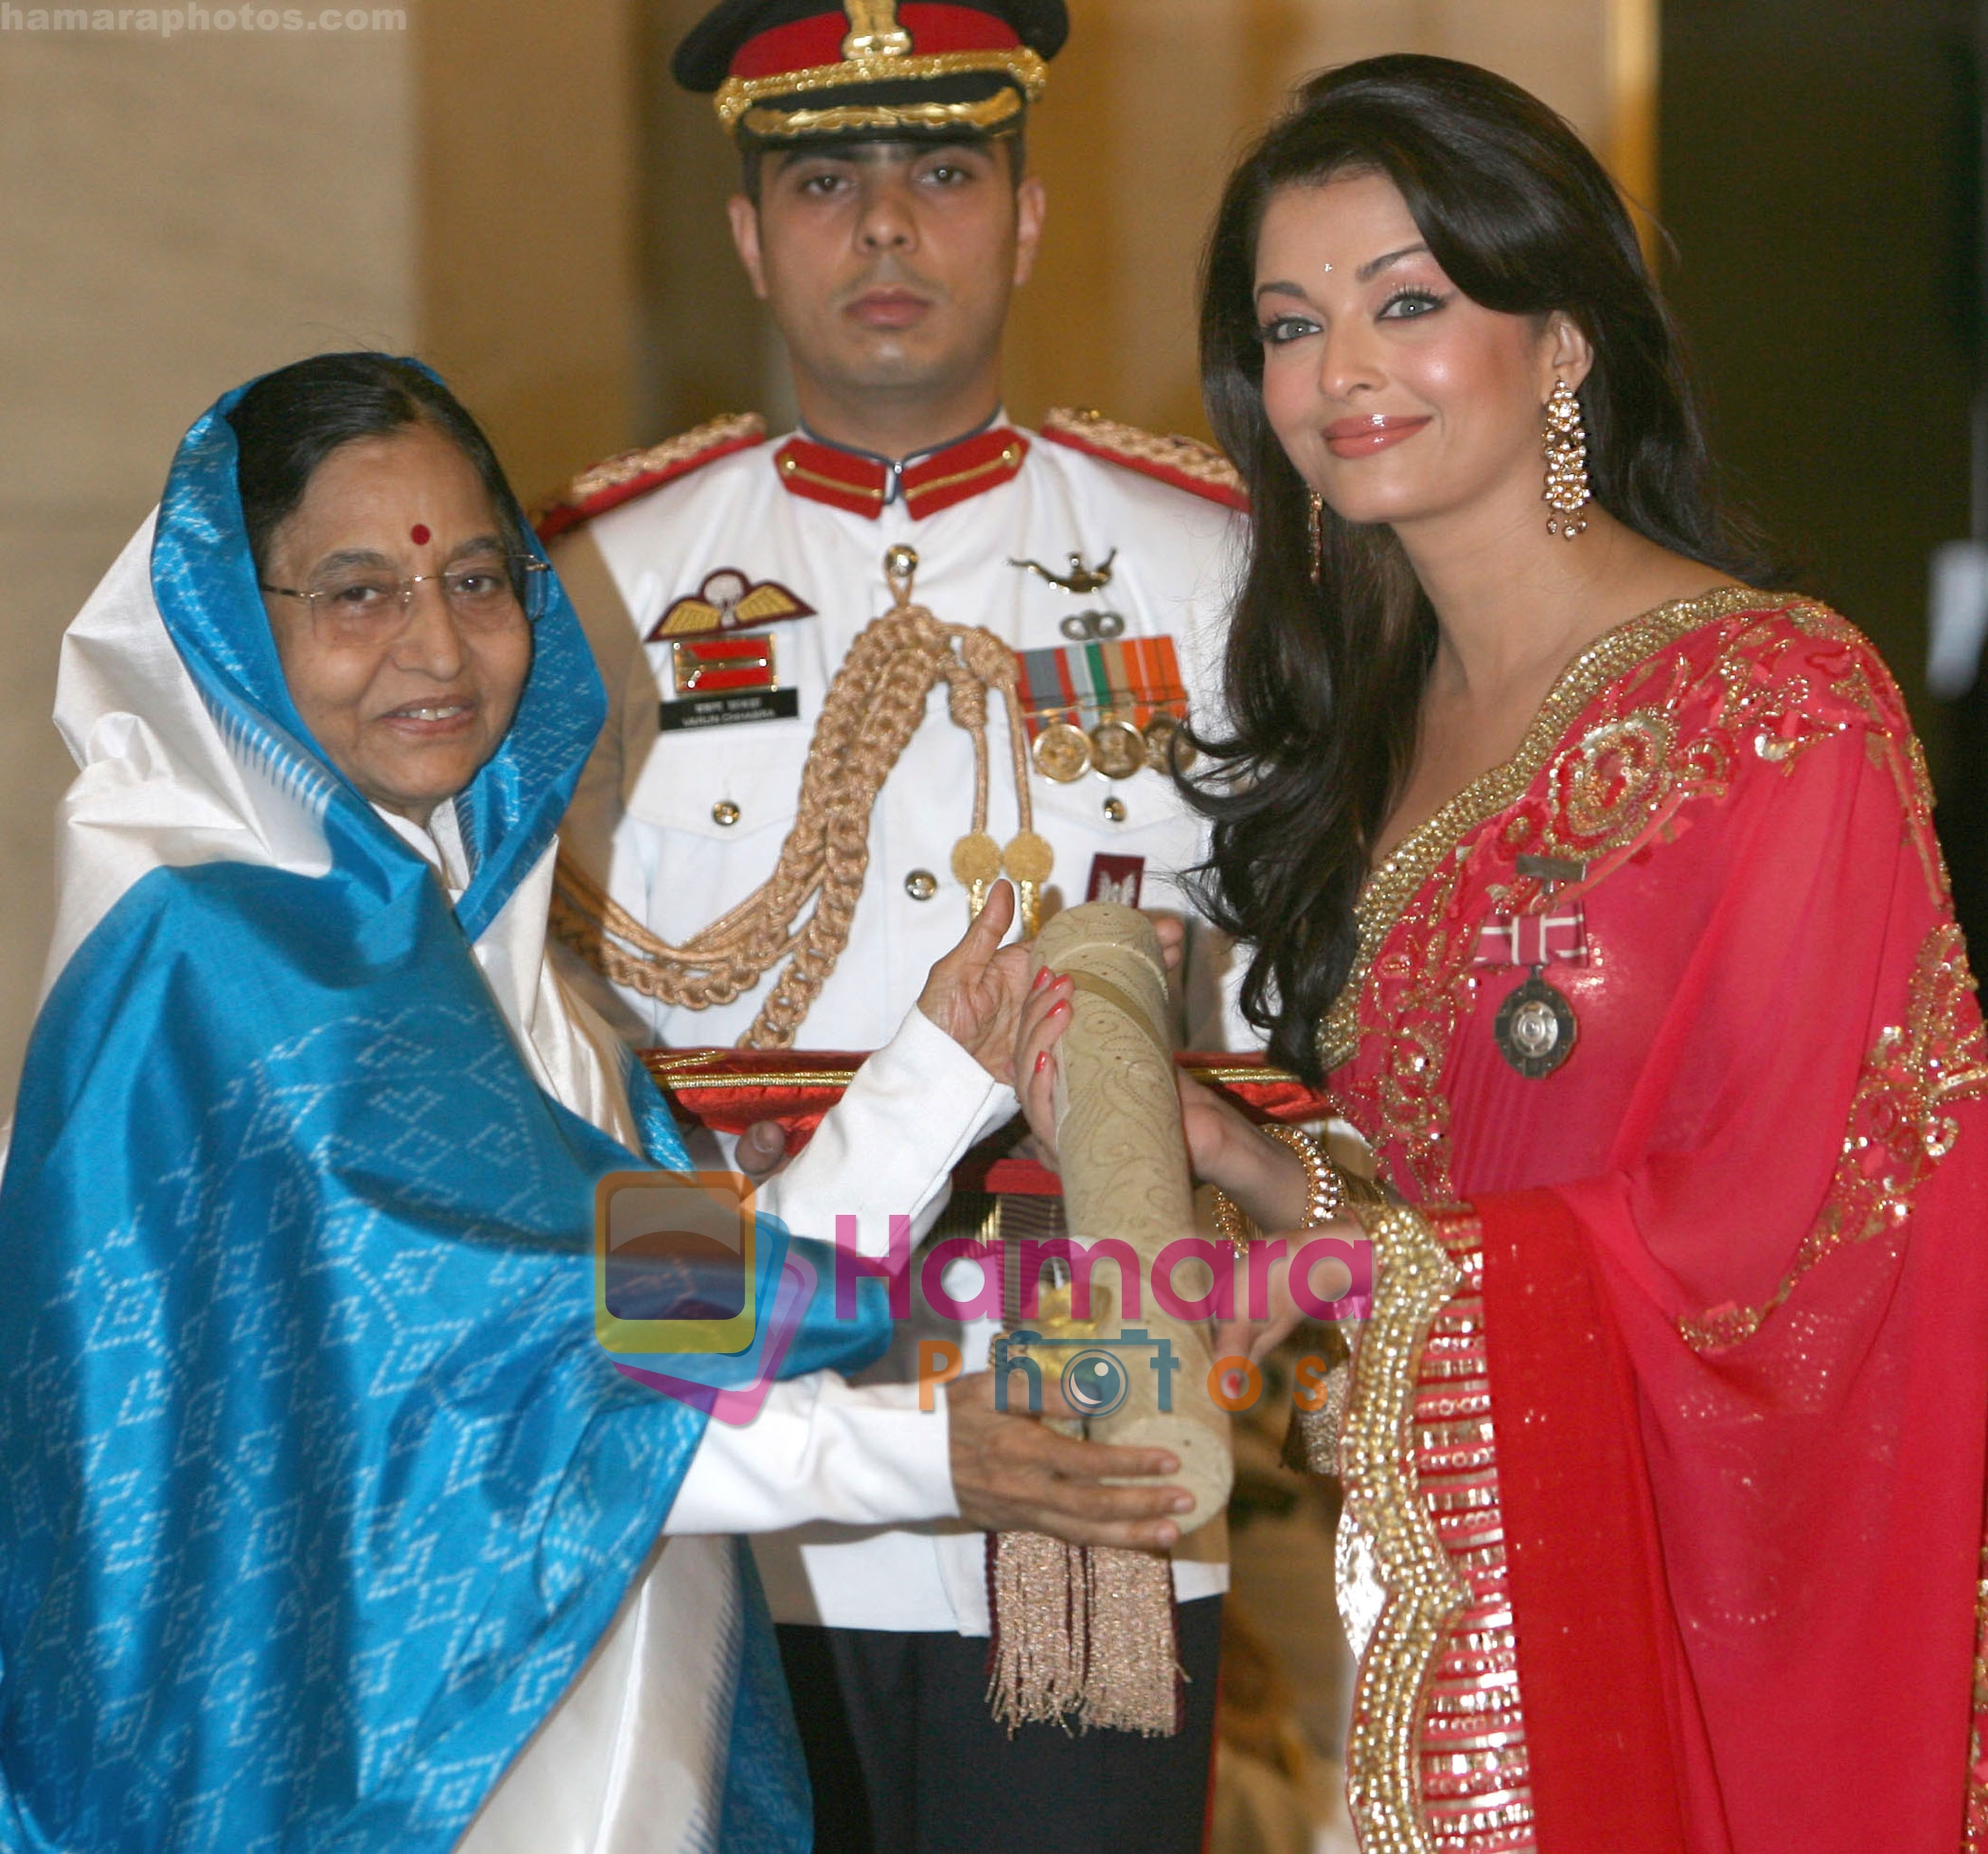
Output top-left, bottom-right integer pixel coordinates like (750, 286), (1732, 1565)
(738, 128), (1027, 207)
(227, 352), (532, 586)
(1185, 54), (1772, 1081)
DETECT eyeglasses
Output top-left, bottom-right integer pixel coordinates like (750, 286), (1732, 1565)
(260, 555), (553, 646)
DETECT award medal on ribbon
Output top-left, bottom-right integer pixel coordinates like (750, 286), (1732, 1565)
(1016, 635), (1194, 783)
(1477, 855), (1589, 1079)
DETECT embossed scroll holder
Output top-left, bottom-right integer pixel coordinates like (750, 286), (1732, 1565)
(986, 902), (1234, 1738)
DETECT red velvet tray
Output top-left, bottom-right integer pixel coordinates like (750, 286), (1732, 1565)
(638, 1047), (1328, 1197)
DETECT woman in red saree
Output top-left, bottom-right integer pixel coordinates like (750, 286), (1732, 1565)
(1021, 54), (1988, 1854)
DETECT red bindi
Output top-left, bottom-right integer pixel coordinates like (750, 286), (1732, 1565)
(410, 524), (431, 545)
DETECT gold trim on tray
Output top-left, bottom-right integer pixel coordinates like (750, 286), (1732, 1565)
(638, 1054), (1312, 1096)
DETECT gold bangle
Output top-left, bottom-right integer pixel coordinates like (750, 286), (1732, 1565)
(1211, 1123), (1343, 1257)
(1261, 1123), (1343, 1227)
(1212, 1185), (1253, 1258)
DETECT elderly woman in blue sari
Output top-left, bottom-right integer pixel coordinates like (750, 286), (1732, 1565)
(0, 354), (1187, 1852)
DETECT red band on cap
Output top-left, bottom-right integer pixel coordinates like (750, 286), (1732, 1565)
(732, 5), (1022, 81)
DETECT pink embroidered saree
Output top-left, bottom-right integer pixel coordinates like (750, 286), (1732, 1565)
(1325, 587), (1988, 1853)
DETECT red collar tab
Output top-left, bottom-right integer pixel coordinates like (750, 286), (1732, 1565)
(902, 426), (1027, 516)
(732, 6), (1021, 80)
(773, 426), (1028, 520)
(773, 436), (889, 516)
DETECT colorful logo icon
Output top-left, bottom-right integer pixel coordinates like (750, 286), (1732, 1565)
(616, 1252), (819, 1427)
(595, 1170), (758, 1355)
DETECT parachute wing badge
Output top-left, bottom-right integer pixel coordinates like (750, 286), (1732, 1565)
(648, 569), (818, 640)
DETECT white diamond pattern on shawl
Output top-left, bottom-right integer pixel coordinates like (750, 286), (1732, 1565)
(3, 994), (692, 1845)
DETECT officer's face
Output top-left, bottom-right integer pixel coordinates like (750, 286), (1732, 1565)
(730, 139), (1046, 402)
(1252, 169), (1589, 540)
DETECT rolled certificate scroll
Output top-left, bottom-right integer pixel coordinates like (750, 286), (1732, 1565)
(1035, 902), (1234, 1520)
(986, 901), (1234, 1738)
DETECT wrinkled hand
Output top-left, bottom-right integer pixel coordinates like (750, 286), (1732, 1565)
(734, 1119), (790, 1183)
(915, 880), (1037, 1086)
(947, 1369), (1191, 1549)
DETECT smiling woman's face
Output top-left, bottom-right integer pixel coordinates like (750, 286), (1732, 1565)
(258, 422), (532, 823)
(1252, 169), (1586, 536)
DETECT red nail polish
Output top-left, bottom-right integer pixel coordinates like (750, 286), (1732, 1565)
(1031, 968), (1052, 991)
(1034, 1051), (1051, 1075)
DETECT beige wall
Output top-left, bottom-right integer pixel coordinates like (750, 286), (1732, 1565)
(0, 0), (1644, 1114)
(419, 0), (643, 503)
(0, 22), (416, 1115)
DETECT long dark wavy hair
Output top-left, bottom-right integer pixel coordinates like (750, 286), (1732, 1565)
(1185, 54), (1766, 1080)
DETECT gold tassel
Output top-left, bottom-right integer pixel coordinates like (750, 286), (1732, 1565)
(986, 1534), (1180, 1737)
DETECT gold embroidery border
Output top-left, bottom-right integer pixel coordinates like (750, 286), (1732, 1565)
(1679, 918), (1988, 1350)
(1319, 583), (1779, 1070)
(1340, 1202), (1471, 1854)
(714, 48), (1050, 129)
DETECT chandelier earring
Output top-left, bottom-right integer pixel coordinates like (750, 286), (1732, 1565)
(1542, 379), (1590, 540)
(1307, 490), (1325, 584)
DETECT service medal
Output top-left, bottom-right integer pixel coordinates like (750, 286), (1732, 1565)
(1493, 969), (1578, 1079)
(1033, 722), (1093, 783)
(1142, 711), (1196, 773)
(1090, 717), (1147, 780)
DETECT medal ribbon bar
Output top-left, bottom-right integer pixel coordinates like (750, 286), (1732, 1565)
(1472, 905), (1587, 971)
(1015, 635), (1189, 738)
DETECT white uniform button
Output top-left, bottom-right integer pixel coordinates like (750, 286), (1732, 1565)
(1103, 797), (1127, 824)
(712, 801), (741, 828)
(904, 869), (939, 901)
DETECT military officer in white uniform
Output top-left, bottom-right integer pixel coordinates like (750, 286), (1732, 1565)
(543, 3), (1250, 1846)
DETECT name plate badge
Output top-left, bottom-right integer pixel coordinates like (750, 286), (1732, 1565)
(659, 688), (802, 733)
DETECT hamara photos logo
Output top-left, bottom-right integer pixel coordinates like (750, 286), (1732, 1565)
(594, 1173), (1372, 1424)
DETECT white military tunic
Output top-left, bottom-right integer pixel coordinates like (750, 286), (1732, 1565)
(551, 410), (1250, 1636)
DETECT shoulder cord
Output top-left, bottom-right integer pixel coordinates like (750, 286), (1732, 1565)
(551, 549), (1051, 1049)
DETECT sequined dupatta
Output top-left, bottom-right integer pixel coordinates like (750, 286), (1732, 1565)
(1326, 593), (1988, 1854)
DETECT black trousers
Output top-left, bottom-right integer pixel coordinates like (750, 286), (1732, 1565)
(775, 1596), (1220, 1854)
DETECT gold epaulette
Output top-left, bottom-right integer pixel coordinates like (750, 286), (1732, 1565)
(534, 412), (769, 542)
(1040, 406), (1249, 511)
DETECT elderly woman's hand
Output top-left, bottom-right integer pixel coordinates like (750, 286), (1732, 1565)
(914, 880), (1038, 1087)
